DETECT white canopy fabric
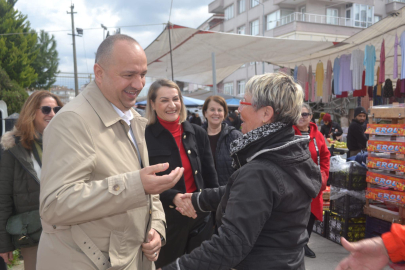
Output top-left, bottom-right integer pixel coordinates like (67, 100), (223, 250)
(274, 7), (405, 81)
(144, 25), (335, 85)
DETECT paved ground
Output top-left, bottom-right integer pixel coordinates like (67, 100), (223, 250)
(10, 234), (394, 269)
(306, 233), (393, 270)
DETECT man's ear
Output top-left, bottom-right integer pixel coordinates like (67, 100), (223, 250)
(94, 63), (104, 83)
(262, 106), (274, 123)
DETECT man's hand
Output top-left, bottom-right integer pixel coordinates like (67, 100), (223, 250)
(0, 251), (13, 264)
(335, 237), (389, 270)
(142, 229), (162, 262)
(140, 163), (184, 194)
(174, 193), (197, 219)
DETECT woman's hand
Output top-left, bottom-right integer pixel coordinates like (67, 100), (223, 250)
(0, 251), (13, 264)
(174, 193), (197, 219)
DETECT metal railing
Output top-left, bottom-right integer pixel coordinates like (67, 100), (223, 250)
(272, 12), (374, 29)
(387, 0), (405, 3)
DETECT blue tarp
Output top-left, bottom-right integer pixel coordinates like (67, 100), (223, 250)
(136, 96), (204, 106)
(225, 98), (240, 106)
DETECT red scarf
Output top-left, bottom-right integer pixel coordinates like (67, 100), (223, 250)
(158, 116), (197, 193)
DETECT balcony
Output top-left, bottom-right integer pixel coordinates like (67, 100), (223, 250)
(272, 12), (375, 29)
(386, 0), (405, 14)
(209, 0), (224, 13)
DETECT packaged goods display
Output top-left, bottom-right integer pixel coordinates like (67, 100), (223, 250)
(366, 187), (405, 206)
(367, 140), (405, 154)
(365, 124), (405, 136)
(366, 171), (405, 191)
(367, 157), (405, 173)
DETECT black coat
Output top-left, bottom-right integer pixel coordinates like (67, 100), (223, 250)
(163, 125), (322, 270)
(203, 123), (242, 186)
(347, 119), (368, 152)
(0, 129), (40, 253)
(320, 121), (343, 140)
(145, 120), (219, 206)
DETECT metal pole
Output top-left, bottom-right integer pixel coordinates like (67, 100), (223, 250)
(262, 3), (265, 75)
(68, 4), (79, 96)
(212, 52), (217, 95)
(167, 23), (174, 81)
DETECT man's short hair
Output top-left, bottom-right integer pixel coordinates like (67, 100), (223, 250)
(95, 34), (139, 65)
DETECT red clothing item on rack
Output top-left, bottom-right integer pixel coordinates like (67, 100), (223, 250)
(336, 91), (348, 98)
(353, 70), (367, 97)
(382, 223), (405, 263)
(158, 116), (197, 193)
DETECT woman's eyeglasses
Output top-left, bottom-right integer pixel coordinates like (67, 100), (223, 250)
(301, 113), (311, 118)
(40, 106), (62, 115)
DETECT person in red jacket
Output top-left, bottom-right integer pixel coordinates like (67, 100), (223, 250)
(293, 103), (330, 258)
(336, 223), (405, 270)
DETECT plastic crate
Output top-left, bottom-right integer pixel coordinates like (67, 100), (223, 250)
(329, 162), (368, 190)
(365, 216), (392, 239)
(330, 195), (365, 218)
(328, 213), (366, 244)
(312, 211), (329, 237)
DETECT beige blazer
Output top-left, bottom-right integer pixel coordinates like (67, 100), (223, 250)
(38, 81), (165, 270)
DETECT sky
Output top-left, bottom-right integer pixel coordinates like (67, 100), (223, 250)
(14, 0), (214, 91)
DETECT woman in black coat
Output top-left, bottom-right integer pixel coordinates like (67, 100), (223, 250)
(202, 96), (242, 185)
(145, 79), (219, 268)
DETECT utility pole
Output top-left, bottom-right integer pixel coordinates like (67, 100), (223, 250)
(67, 4), (79, 96)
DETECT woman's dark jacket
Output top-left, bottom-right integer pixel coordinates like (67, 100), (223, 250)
(0, 128), (40, 253)
(320, 121), (343, 140)
(347, 119), (368, 152)
(163, 125), (322, 270)
(203, 123), (242, 186)
(145, 120), (219, 207)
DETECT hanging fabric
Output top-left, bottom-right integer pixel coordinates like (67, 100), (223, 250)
(364, 45), (376, 86)
(311, 74), (316, 102)
(323, 59), (333, 103)
(294, 65), (298, 81)
(315, 61), (324, 97)
(377, 66), (382, 96)
(400, 31), (405, 79)
(308, 64), (313, 100)
(394, 34), (399, 80)
(297, 65), (308, 99)
(353, 70), (367, 97)
(333, 57), (340, 95)
(379, 39), (385, 84)
(395, 79), (402, 98)
(383, 79), (394, 98)
(350, 49), (365, 90)
(338, 54), (353, 94)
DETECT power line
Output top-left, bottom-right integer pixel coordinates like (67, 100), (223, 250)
(0, 23), (166, 36)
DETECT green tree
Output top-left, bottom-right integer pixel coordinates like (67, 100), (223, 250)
(30, 30), (59, 89)
(0, 65), (28, 114)
(0, 0), (38, 87)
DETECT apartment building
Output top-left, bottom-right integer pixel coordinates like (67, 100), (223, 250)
(190, 0), (405, 96)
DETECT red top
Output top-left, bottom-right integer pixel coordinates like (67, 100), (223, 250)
(293, 122), (331, 221)
(382, 223), (405, 263)
(158, 116), (197, 193)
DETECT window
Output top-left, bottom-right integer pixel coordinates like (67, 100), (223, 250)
(353, 4), (374, 28)
(250, 61), (256, 65)
(326, 8), (338, 25)
(300, 6), (306, 14)
(237, 25), (245, 34)
(224, 5), (234, 20)
(238, 0), (246, 14)
(267, 11), (280, 30)
(251, 0), (259, 8)
(374, 15), (381, 23)
(224, 82), (234, 95)
(250, 19), (259, 35)
(238, 80), (246, 95)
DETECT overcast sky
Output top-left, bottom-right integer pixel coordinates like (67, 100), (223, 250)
(15, 0), (213, 76)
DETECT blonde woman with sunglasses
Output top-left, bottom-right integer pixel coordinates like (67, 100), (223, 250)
(0, 91), (63, 270)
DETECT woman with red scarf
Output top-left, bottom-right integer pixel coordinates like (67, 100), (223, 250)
(293, 103), (330, 258)
(144, 79), (219, 268)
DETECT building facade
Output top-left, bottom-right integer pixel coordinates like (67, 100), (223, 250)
(192, 0), (404, 96)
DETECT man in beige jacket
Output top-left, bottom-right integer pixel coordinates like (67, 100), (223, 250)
(37, 35), (183, 270)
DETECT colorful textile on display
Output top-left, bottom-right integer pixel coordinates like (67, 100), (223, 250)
(364, 45), (376, 86)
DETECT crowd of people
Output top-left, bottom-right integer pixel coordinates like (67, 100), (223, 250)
(0, 34), (404, 270)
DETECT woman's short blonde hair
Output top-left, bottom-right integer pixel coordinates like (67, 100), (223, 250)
(245, 73), (304, 125)
(145, 79), (187, 124)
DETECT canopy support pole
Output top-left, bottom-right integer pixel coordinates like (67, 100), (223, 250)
(168, 22), (174, 81)
(212, 52), (217, 95)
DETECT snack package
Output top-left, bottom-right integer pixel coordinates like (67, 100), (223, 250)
(366, 171), (405, 191)
(366, 187), (405, 206)
(367, 140), (405, 154)
(365, 124), (405, 136)
(367, 157), (405, 173)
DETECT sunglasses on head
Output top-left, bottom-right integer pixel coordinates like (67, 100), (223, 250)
(301, 113), (311, 118)
(40, 106), (62, 115)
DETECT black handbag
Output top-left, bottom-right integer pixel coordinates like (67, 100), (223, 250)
(6, 210), (42, 248)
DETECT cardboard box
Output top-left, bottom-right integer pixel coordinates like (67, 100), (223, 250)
(366, 171), (405, 191)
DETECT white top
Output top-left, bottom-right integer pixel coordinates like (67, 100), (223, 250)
(350, 49), (365, 90)
(31, 152), (41, 180)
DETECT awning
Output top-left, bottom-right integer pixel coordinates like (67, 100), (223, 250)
(273, 7), (405, 80)
(144, 25), (335, 85)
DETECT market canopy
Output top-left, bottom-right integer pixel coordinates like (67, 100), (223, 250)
(226, 98), (241, 106)
(273, 7), (405, 79)
(144, 25), (335, 85)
